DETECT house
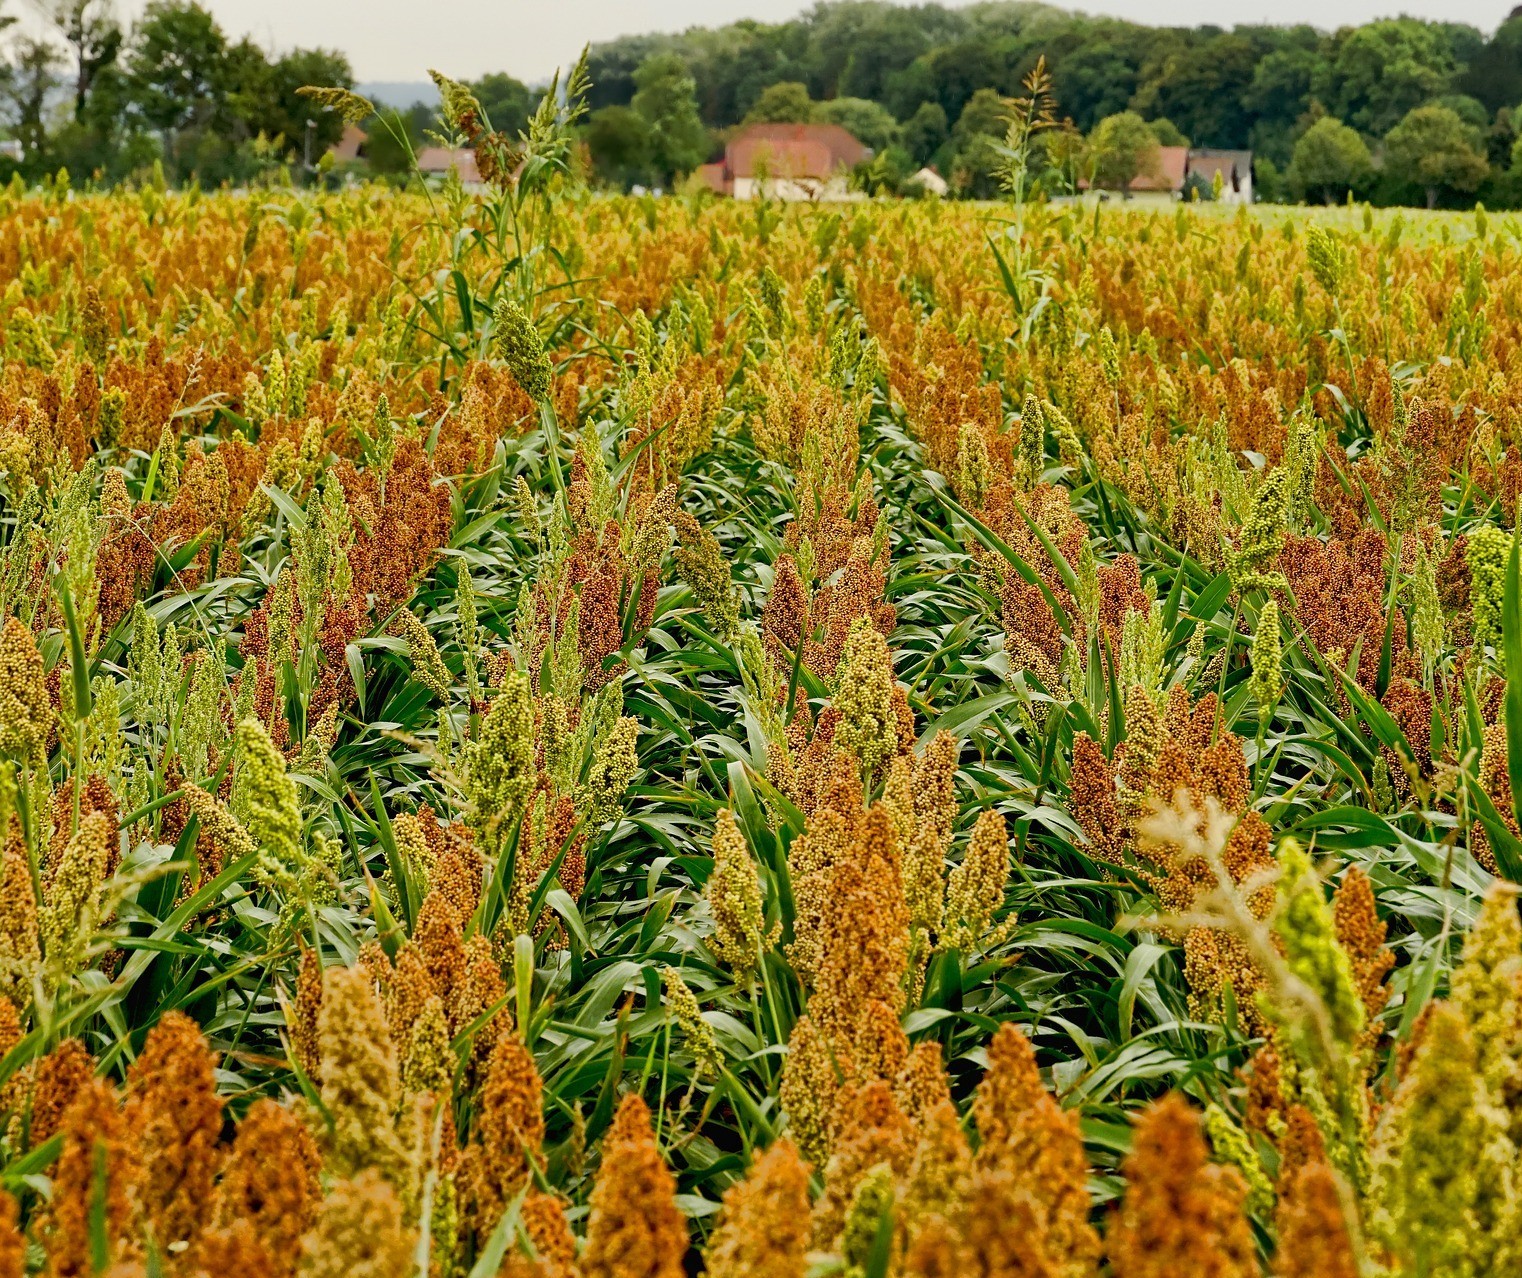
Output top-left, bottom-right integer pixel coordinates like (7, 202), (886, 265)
(698, 123), (871, 201)
(414, 146), (481, 185)
(331, 123), (367, 164)
(1080, 145), (1254, 204)
(1184, 149), (1253, 204)
(910, 166), (949, 197)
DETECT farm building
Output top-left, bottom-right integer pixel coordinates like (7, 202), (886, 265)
(696, 122), (871, 200)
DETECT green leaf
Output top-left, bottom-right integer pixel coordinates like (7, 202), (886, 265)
(1504, 533), (1522, 852)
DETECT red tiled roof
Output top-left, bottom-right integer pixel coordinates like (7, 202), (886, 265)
(726, 123), (871, 181)
(1129, 145), (1189, 192)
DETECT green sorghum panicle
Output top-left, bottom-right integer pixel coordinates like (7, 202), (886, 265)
(1271, 838), (1364, 1052)
(492, 297), (552, 401)
(235, 718), (304, 891)
(1019, 394), (1044, 486)
(578, 715), (639, 826)
(1229, 467), (1290, 594)
(1250, 600), (1284, 724)
(1467, 524), (1511, 653)
(1306, 224), (1344, 296)
(661, 966), (723, 1081)
(942, 809), (1013, 953)
(464, 672), (535, 845)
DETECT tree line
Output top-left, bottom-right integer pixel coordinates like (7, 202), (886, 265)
(574, 0), (1522, 207)
(4, 0), (1522, 207)
(0, 0), (352, 184)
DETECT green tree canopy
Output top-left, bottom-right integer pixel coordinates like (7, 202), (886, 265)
(585, 104), (652, 188)
(743, 80), (813, 124)
(813, 96), (898, 150)
(631, 53), (709, 187)
(1286, 115), (1372, 203)
(1148, 117), (1189, 147)
(901, 100), (947, 166)
(1088, 110), (1161, 195)
(470, 72), (533, 137)
(126, 0), (230, 135)
(1314, 19), (1456, 137)
(1384, 102), (1488, 208)
(946, 86), (1009, 197)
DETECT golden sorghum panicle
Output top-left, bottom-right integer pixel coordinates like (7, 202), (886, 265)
(1368, 1001), (1493, 1276)
(124, 1012), (223, 1253)
(464, 672), (534, 846)
(662, 966), (724, 1081)
(394, 609), (452, 701)
(318, 964), (406, 1183)
(833, 615), (899, 776)
(0, 1190), (23, 1278)
(941, 808), (1012, 953)
(0, 617), (49, 763)
(298, 1169), (416, 1278)
(519, 1192), (579, 1278)
(811, 1078), (914, 1249)
(779, 1015), (838, 1169)
(913, 732), (960, 846)
(811, 804), (909, 1046)
(705, 808), (776, 978)
(211, 1098), (323, 1276)
(1332, 865), (1393, 1056)
(0, 824), (39, 1004)
(1107, 1093), (1257, 1278)
(292, 944), (324, 1079)
(704, 1138), (812, 1278)
(39, 809), (114, 985)
(581, 1093), (688, 1278)
(971, 1023), (1098, 1275)
(235, 718), (304, 888)
(579, 715), (639, 826)
(492, 297), (553, 401)
(43, 1077), (140, 1276)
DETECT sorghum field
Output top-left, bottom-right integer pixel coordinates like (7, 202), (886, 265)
(0, 74), (1519, 1278)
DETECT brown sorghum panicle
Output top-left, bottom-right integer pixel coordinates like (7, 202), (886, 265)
(1108, 1093), (1256, 1278)
(581, 1093), (688, 1278)
(212, 1098), (323, 1276)
(124, 1011), (223, 1252)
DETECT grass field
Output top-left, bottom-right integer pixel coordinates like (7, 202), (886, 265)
(0, 112), (1517, 1276)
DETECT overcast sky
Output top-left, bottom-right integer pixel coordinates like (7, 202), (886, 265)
(85, 1), (1515, 82)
